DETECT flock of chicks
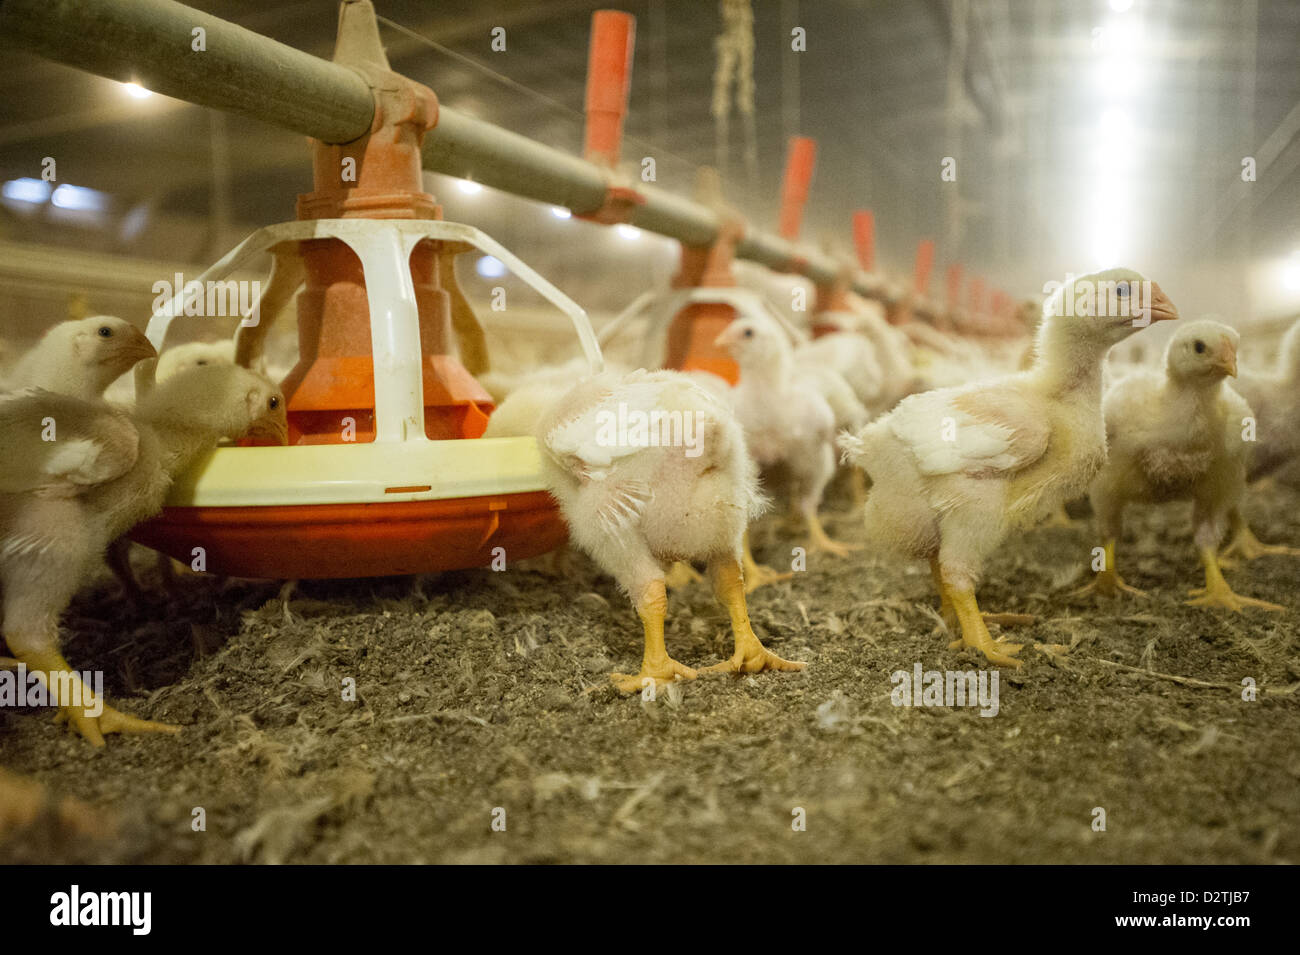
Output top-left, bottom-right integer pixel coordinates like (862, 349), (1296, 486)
(1, 266), (1299, 773)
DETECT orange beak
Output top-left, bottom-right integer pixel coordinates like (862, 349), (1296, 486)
(1213, 340), (1238, 377)
(1144, 281), (1180, 324)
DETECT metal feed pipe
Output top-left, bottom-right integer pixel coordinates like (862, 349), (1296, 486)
(0, 0), (892, 302)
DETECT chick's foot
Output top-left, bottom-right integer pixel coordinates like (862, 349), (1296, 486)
(611, 658), (697, 694)
(944, 585), (1023, 669)
(705, 556), (806, 678)
(1186, 547), (1284, 612)
(16, 649), (180, 748)
(1220, 524), (1300, 563)
(1068, 570), (1148, 600)
(805, 513), (863, 558)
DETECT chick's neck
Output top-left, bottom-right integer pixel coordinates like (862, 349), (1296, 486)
(1028, 321), (1109, 401)
(134, 401), (230, 479)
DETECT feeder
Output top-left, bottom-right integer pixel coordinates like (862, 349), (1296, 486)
(127, 2), (602, 579)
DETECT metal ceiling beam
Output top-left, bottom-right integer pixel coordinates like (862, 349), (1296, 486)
(0, 0), (885, 297)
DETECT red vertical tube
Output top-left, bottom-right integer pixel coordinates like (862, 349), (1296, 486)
(913, 239), (935, 297)
(852, 209), (875, 272)
(583, 11), (636, 169)
(777, 136), (817, 240)
(945, 264), (963, 308)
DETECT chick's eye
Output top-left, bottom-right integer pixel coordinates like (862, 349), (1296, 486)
(1194, 340), (1206, 354)
(742, 328), (754, 339)
(268, 396), (280, 411)
(1116, 284), (1130, 298)
(97, 326), (113, 337)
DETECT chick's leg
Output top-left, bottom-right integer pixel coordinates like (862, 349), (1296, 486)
(936, 569), (1022, 669)
(799, 444), (862, 558)
(700, 556), (806, 677)
(1186, 546), (1284, 612)
(741, 530), (792, 593)
(610, 578), (697, 694)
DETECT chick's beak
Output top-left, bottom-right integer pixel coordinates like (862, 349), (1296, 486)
(110, 326), (158, 364)
(246, 410), (289, 446)
(1144, 281), (1180, 323)
(1214, 340), (1238, 377)
(713, 325), (739, 350)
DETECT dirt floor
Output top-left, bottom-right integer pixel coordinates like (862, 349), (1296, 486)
(2, 477), (1298, 865)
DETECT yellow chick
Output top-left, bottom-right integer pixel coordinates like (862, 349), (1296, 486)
(1080, 319), (1282, 611)
(0, 366), (287, 745)
(839, 268), (1177, 666)
(534, 368), (805, 692)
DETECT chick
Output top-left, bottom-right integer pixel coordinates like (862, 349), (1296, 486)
(4, 317), (155, 400)
(794, 332), (884, 415)
(716, 314), (861, 559)
(1234, 319), (1300, 483)
(1079, 320), (1282, 611)
(0, 365), (287, 745)
(839, 269), (1177, 666)
(536, 369), (805, 692)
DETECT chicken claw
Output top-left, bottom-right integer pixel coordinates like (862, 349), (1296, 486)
(17, 649), (180, 748)
(1184, 546), (1284, 612)
(1220, 519), (1300, 563)
(611, 660), (697, 695)
(1068, 571), (1149, 599)
(701, 557), (806, 678)
(805, 513), (863, 558)
(940, 579), (1023, 669)
(611, 579), (699, 695)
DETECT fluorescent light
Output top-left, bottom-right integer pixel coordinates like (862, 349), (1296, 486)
(456, 179), (483, 195)
(50, 183), (107, 212)
(475, 255), (506, 279)
(616, 224), (641, 241)
(1109, 0), (1134, 12)
(550, 206), (572, 219)
(2, 178), (52, 204)
(122, 81), (153, 99)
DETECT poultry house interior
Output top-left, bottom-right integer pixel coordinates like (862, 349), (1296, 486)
(0, 0), (1298, 886)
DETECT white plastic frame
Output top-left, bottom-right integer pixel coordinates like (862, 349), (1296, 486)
(140, 218), (605, 443)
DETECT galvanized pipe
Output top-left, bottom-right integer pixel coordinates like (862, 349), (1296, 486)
(0, 0), (889, 300)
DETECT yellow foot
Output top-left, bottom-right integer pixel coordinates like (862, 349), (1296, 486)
(1068, 572), (1148, 599)
(742, 561), (793, 593)
(611, 658), (697, 694)
(664, 561), (703, 591)
(1221, 533), (1300, 564)
(806, 514), (864, 558)
(1185, 585), (1284, 613)
(700, 645), (806, 677)
(947, 634), (1023, 668)
(55, 702), (181, 748)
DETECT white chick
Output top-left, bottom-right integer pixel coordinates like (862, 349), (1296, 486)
(839, 268), (1178, 666)
(794, 332), (884, 416)
(4, 317), (155, 400)
(1222, 319), (1300, 560)
(0, 365), (287, 746)
(716, 314), (862, 560)
(536, 369), (804, 692)
(1080, 320), (1283, 611)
